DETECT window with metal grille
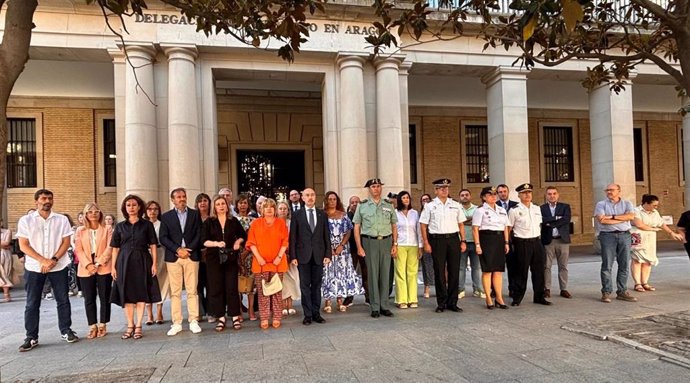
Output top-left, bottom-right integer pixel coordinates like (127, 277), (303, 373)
(633, 128), (645, 182)
(465, 125), (490, 183)
(543, 126), (574, 182)
(409, 124), (418, 184)
(6, 118), (37, 188)
(103, 119), (117, 187)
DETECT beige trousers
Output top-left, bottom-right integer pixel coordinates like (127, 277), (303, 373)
(166, 257), (199, 325)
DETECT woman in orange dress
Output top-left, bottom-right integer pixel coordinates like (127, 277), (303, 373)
(246, 198), (289, 329)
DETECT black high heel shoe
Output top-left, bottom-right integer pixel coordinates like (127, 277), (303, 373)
(486, 301), (495, 310)
(494, 302), (508, 309)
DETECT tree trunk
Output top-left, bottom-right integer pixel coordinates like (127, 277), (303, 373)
(0, 0), (38, 218)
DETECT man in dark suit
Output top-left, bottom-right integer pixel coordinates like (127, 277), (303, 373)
(288, 190), (304, 213)
(540, 186), (572, 299)
(289, 187), (331, 325)
(159, 187), (203, 336)
(497, 184), (519, 298)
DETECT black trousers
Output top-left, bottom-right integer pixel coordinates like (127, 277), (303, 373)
(505, 242), (517, 295)
(511, 237), (546, 304)
(206, 254), (240, 318)
(198, 261), (209, 316)
(430, 235), (461, 308)
(298, 257), (323, 319)
(79, 274), (112, 325)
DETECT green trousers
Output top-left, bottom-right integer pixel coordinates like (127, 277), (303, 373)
(363, 236), (392, 312)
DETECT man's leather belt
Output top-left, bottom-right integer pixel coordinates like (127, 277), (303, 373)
(601, 230), (630, 234)
(361, 234), (392, 240)
(428, 233), (459, 239)
(513, 237), (541, 242)
(479, 230), (503, 235)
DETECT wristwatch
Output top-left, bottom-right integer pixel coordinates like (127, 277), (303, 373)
(51, 256), (58, 262)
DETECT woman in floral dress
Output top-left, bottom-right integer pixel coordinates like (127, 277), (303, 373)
(321, 191), (364, 313)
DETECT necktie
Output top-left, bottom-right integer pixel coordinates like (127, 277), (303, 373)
(308, 209), (316, 232)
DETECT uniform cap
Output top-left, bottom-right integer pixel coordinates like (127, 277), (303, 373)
(480, 186), (498, 196)
(515, 183), (533, 193)
(387, 192), (398, 199)
(432, 178), (451, 187)
(364, 178), (384, 188)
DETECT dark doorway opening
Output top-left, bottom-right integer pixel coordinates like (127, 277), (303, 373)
(237, 150), (306, 202)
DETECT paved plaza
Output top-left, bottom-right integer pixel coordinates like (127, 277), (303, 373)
(1, 243), (690, 383)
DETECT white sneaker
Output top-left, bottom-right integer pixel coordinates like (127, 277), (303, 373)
(473, 290), (487, 299)
(189, 320), (202, 334)
(458, 291), (465, 299)
(167, 324), (183, 336)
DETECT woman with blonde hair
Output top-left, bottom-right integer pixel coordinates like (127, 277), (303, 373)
(74, 203), (113, 338)
(277, 201), (300, 316)
(202, 195), (247, 331)
(246, 198), (289, 329)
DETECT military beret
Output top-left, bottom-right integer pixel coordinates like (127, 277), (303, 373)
(516, 183), (533, 193)
(480, 186), (498, 196)
(364, 178), (384, 188)
(432, 178), (451, 187)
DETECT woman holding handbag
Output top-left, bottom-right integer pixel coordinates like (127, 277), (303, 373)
(246, 198), (289, 330)
(202, 195), (247, 331)
(74, 203), (113, 338)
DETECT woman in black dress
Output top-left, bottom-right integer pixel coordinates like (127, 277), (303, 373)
(110, 195), (161, 339)
(472, 186), (510, 310)
(202, 195), (247, 331)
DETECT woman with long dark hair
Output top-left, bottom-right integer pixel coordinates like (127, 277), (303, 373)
(394, 191), (422, 309)
(143, 200), (167, 326)
(195, 193), (212, 322)
(321, 191), (364, 313)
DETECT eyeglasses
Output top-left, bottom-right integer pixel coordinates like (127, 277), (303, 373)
(604, 189), (618, 192)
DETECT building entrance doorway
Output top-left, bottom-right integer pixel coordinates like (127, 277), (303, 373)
(237, 150), (306, 201)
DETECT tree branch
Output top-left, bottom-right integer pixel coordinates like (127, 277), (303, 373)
(0, 0), (38, 100)
(630, 0), (681, 29)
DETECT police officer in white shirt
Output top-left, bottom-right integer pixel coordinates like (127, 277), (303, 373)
(507, 183), (551, 306)
(419, 179), (467, 313)
(17, 189), (77, 351)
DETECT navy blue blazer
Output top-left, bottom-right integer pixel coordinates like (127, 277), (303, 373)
(159, 207), (202, 262)
(540, 202), (572, 245)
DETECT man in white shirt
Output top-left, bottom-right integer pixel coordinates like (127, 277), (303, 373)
(17, 189), (77, 352)
(507, 183), (551, 307)
(419, 178), (467, 313)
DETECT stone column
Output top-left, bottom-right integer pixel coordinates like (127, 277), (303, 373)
(588, 79), (636, 205)
(108, 48), (127, 212)
(337, 53), (369, 200)
(399, 61), (412, 190)
(124, 45), (159, 201)
(482, 67), (530, 197)
(375, 57), (405, 192)
(682, 97), (690, 208)
(200, 61), (218, 194)
(163, 45), (201, 197)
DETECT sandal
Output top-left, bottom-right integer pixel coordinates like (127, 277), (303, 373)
(339, 304), (347, 312)
(3, 293), (10, 302)
(642, 283), (656, 291)
(260, 320), (269, 330)
(215, 318), (226, 332)
(121, 326), (134, 340)
(423, 286), (430, 299)
(87, 325), (98, 339)
(324, 301), (332, 314)
(272, 320), (281, 329)
(133, 326), (143, 339)
(249, 313), (257, 321)
(97, 324), (107, 338)
(232, 317), (242, 330)
(634, 284), (645, 292)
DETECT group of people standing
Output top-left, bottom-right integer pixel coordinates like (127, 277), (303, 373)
(11, 178), (689, 352)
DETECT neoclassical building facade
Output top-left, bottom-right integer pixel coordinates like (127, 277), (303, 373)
(3, 0), (689, 245)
